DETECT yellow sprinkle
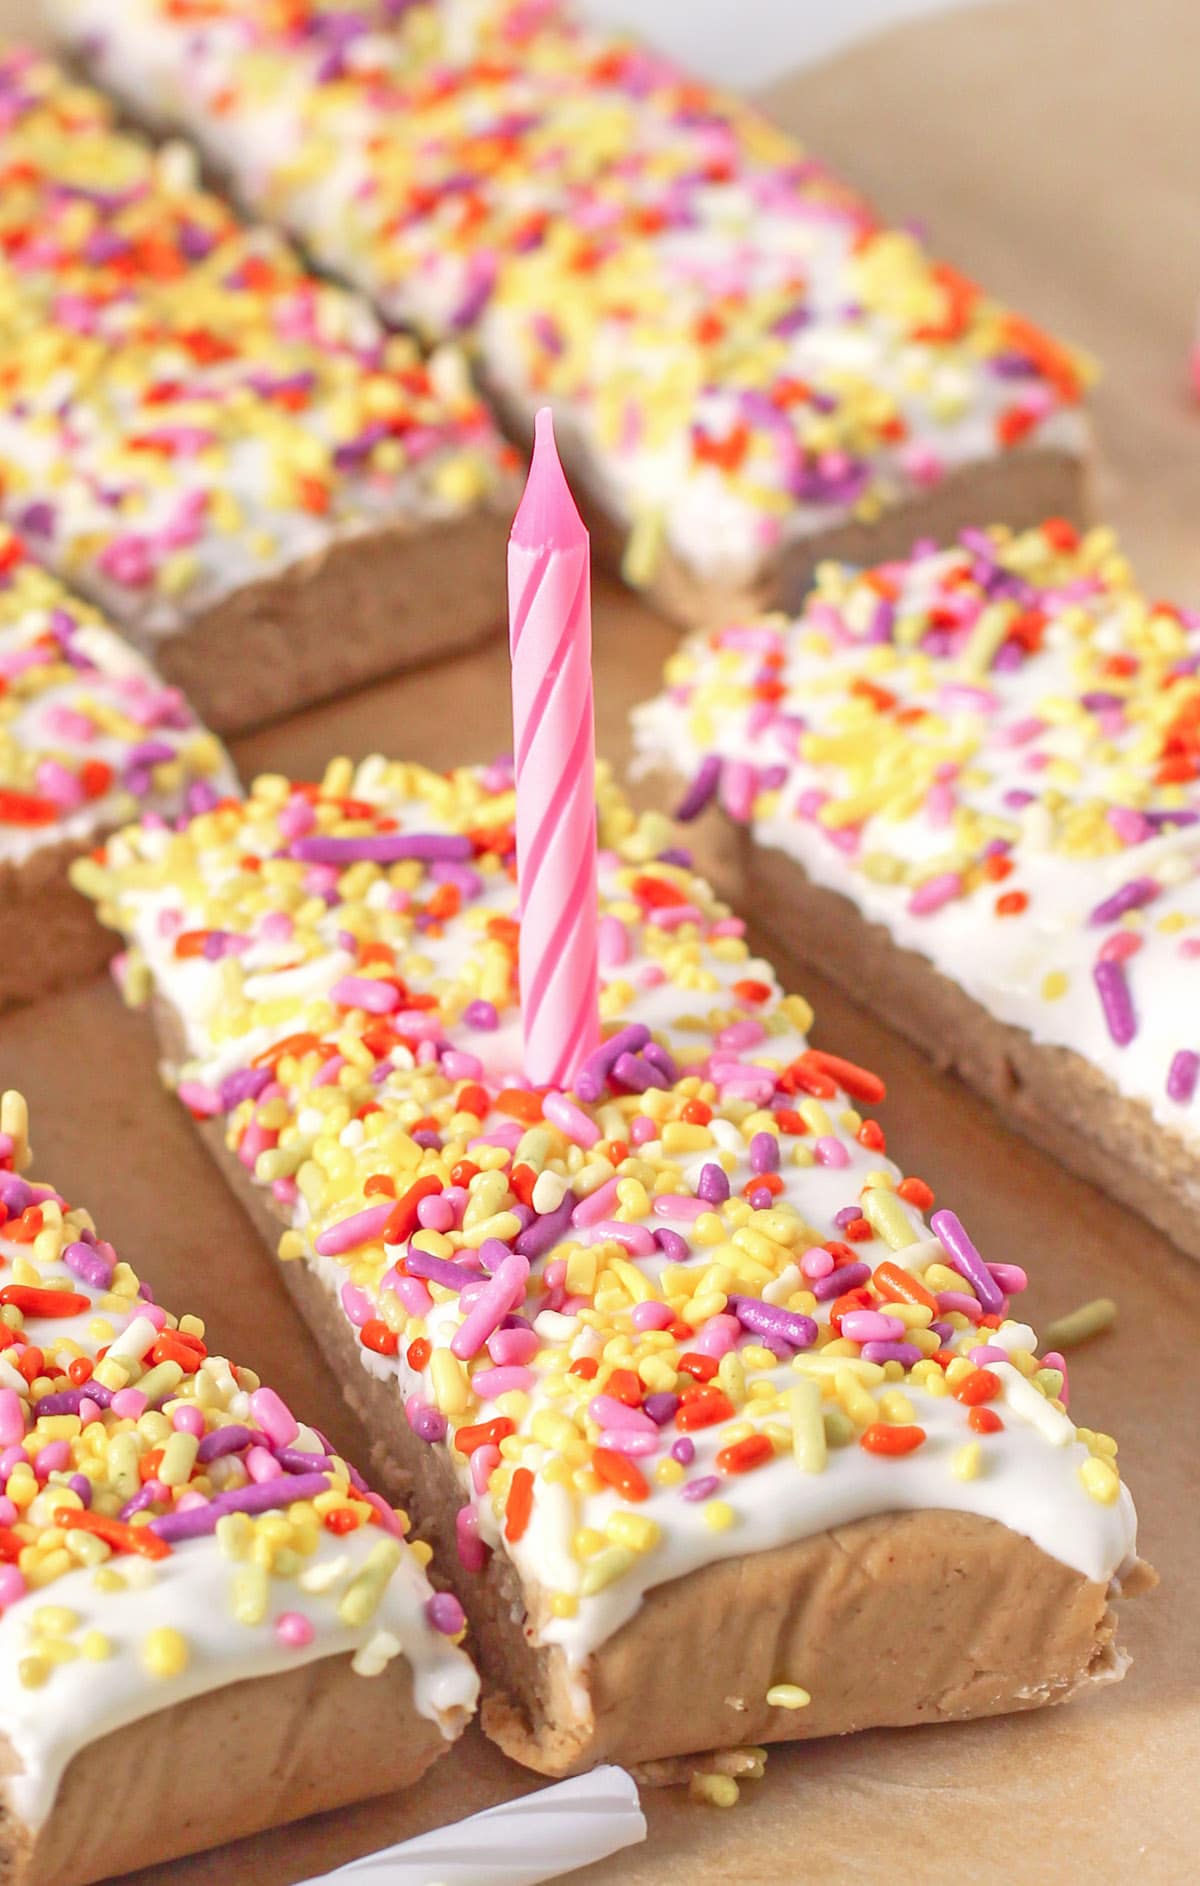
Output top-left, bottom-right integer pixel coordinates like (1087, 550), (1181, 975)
(703, 1501), (736, 1533)
(689, 1772), (740, 1808)
(1079, 1457), (1121, 1505)
(951, 1442), (983, 1482)
(1042, 1298), (1117, 1349)
(860, 1187), (919, 1251)
(787, 1380), (826, 1474)
(142, 1627), (190, 1679)
(766, 1684), (811, 1710)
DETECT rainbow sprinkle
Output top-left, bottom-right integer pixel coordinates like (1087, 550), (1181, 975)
(74, 757), (1137, 1674)
(54, 0), (1091, 594)
(636, 521), (1200, 1144)
(0, 1087), (477, 1829)
(0, 528), (233, 871)
(0, 46), (506, 643)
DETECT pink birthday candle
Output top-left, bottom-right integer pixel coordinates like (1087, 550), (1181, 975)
(507, 408), (600, 1088)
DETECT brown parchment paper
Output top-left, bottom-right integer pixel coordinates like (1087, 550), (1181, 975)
(2, 0), (1199, 1880)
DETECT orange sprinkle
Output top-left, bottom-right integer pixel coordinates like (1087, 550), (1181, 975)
(872, 1262), (937, 1315)
(801, 1050), (886, 1105)
(56, 1508), (171, 1560)
(897, 1176), (935, 1211)
(953, 1368), (1002, 1406)
(360, 1319), (398, 1357)
(454, 1417), (515, 1455)
(716, 1434), (773, 1475)
(593, 1448), (650, 1502)
(504, 1466), (535, 1541)
(406, 1338), (432, 1371)
(0, 1285), (90, 1319)
(969, 1406), (1005, 1434)
(675, 1388), (735, 1431)
(859, 1423), (927, 1457)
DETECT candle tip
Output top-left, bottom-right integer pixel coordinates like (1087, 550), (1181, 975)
(511, 405), (587, 549)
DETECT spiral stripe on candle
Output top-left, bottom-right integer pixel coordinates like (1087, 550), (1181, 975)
(509, 539), (599, 1088)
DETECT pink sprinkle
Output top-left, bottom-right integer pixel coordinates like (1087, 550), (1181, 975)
(987, 1262), (1028, 1294)
(721, 758), (757, 822)
(395, 1011), (443, 1039)
(586, 1221), (656, 1256)
(486, 1327), (539, 1367)
(589, 1395), (657, 1433)
(908, 872), (964, 916)
(314, 1203), (394, 1257)
(690, 1314), (740, 1359)
(543, 1091), (600, 1147)
(652, 1194), (708, 1220)
(110, 1388), (148, 1420)
(330, 975), (400, 1014)
(841, 1310), (905, 1343)
(309, 1056), (347, 1101)
(969, 1345), (1009, 1366)
(0, 1390), (25, 1447)
(716, 1019), (767, 1052)
(417, 1194), (456, 1232)
(1098, 931), (1143, 964)
(571, 1177), (620, 1227)
(389, 1273), (433, 1318)
(814, 1136), (850, 1168)
(594, 1429), (660, 1456)
(598, 914), (630, 967)
(275, 1612), (315, 1649)
(638, 964), (667, 989)
(451, 1252), (530, 1361)
(176, 1080), (223, 1117)
(630, 1115), (657, 1145)
(238, 1120), (277, 1170)
(631, 1301), (674, 1331)
(249, 1387), (299, 1447)
(711, 918), (746, 938)
(1042, 1349), (1070, 1406)
(171, 1404), (205, 1437)
(471, 1365), (536, 1398)
(470, 1443), (500, 1495)
(800, 1245), (835, 1279)
(340, 1283), (373, 1328)
(246, 1445), (284, 1483)
(456, 1505), (487, 1572)
(0, 1565), (26, 1610)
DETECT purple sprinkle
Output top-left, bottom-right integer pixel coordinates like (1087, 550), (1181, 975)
(749, 1132), (779, 1175)
(653, 1228), (689, 1263)
(195, 1424), (256, 1463)
(811, 1262), (871, 1301)
(119, 1486), (157, 1523)
(464, 999), (499, 1031)
(62, 1239), (115, 1291)
(403, 1246), (473, 1291)
(727, 1294), (817, 1350)
(674, 755), (721, 822)
(1088, 876), (1160, 926)
(514, 1190), (577, 1260)
(929, 1210), (1004, 1314)
(612, 1051), (669, 1093)
(642, 1393), (681, 1426)
(289, 833), (472, 865)
(32, 1390), (87, 1417)
(66, 1473), (92, 1508)
(574, 1025), (651, 1103)
(149, 1472), (331, 1541)
(275, 1446), (335, 1475)
(218, 1066), (274, 1110)
(747, 1185), (776, 1210)
(1092, 959), (1137, 1047)
(426, 1591), (465, 1636)
(833, 1205), (862, 1231)
(860, 1340), (924, 1368)
(642, 1041), (680, 1084)
(1167, 1049), (1199, 1106)
(412, 1404), (447, 1444)
(681, 1474), (721, 1502)
(670, 1436), (695, 1466)
(696, 1163), (730, 1205)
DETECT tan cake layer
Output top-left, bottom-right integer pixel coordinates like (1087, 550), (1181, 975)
(152, 1004), (1143, 1782)
(736, 838), (1200, 1262)
(146, 504), (513, 737)
(0, 840), (119, 1015)
(484, 385), (1088, 633)
(1, 1644), (450, 1886)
